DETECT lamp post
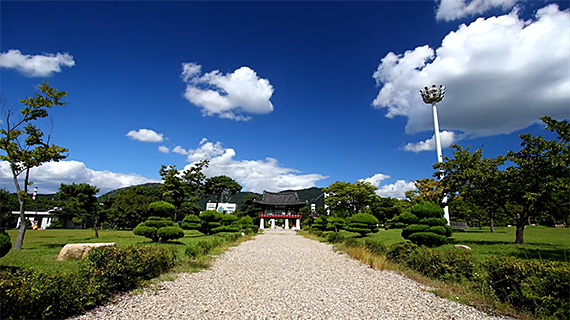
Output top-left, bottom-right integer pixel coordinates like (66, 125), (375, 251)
(420, 84), (450, 225)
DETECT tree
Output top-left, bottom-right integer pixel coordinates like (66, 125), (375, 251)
(199, 210), (223, 235)
(404, 178), (444, 204)
(159, 160), (208, 221)
(148, 201), (176, 218)
(345, 213), (379, 236)
(436, 116), (569, 244)
(133, 216), (184, 242)
(56, 183), (100, 237)
(204, 175), (242, 210)
(0, 189), (18, 229)
(237, 194), (262, 218)
(107, 185), (161, 229)
(323, 181), (377, 217)
(0, 82), (68, 249)
(369, 196), (401, 224)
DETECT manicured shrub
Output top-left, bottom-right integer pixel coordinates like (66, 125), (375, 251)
(484, 256), (570, 319)
(312, 217), (327, 231)
(199, 210), (223, 235)
(0, 231), (11, 258)
(408, 232), (447, 247)
(221, 214), (238, 225)
(364, 239), (387, 255)
(148, 201), (176, 218)
(401, 224), (429, 239)
(236, 216), (258, 233)
(133, 217), (183, 242)
(410, 201), (444, 219)
(397, 211), (419, 225)
(428, 225), (448, 236)
(345, 213), (379, 236)
(181, 214), (201, 230)
(157, 226), (185, 242)
(326, 217), (346, 232)
(185, 242), (206, 258)
(419, 217), (447, 226)
(46, 220), (63, 229)
(212, 225), (240, 233)
(327, 231), (345, 243)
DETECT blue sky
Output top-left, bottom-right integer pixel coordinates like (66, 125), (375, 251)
(1, 0), (569, 197)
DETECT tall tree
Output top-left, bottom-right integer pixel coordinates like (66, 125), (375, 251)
(107, 185), (161, 229)
(0, 82), (68, 249)
(323, 181), (377, 217)
(204, 175), (242, 210)
(404, 178), (444, 204)
(436, 116), (569, 243)
(159, 160), (208, 221)
(56, 183), (100, 237)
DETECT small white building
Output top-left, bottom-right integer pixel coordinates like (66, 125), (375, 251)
(205, 202), (237, 214)
(12, 209), (58, 229)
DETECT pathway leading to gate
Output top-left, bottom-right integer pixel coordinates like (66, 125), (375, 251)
(71, 231), (505, 320)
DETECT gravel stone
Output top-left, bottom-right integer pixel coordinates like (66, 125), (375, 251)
(69, 230), (507, 320)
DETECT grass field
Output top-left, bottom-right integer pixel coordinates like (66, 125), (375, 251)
(345, 225), (570, 262)
(0, 228), (217, 274)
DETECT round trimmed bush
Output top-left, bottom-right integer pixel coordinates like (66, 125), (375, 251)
(387, 242), (420, 262)
(212, 225), (240, 233)
(199, 210), (223, 235)
(428, 225), (448, 236)
(398, 212), (419, 225)
(157, 226), (184, 242)
(326, 231), (345, 243)
(345, 213), (379, 237)
(148, 201), (175, 218)
(133, 224), (159, 242)
(0, 231), (12, 258)
(181, 214), (201, 230)
(408, 232), (447, 247)
(401, 224), (430, 239)
(144, 216), (175, 229)
(312, 217), (327, 231)
(221, 214), (238, 225)
(419, 217), (447, 226)
(410, 201), (444, 219)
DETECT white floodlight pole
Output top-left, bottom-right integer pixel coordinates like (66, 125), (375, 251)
(420, 85), (450, 225)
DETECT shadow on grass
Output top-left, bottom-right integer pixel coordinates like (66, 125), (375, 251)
(450, 239), (570, 262)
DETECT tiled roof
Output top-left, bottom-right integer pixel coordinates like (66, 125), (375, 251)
(255, 191), (306, 206)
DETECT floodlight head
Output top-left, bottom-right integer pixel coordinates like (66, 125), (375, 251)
(420, 84), (445, 104)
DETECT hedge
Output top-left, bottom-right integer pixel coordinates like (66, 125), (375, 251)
(0, 231), (11, 258)
(0, 245), (176, 319)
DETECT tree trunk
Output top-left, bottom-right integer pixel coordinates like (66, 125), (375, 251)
(515, 220), (525, 244)
(94, 214), (99, 238)
(489, 216), (495, 233)
(15, 198), (26, 249)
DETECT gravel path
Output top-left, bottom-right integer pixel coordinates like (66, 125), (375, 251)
(70, 230), (504, 320)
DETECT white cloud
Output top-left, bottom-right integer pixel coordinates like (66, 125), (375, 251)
(0, 161), (157, 194)
(126, 129), (164, 142)
(403, 130), (460, 152)
(436, 0), (519, 21)
(180, 62), (275, 121)
(158, 146), (170, 153)
(359, 173), (390, 187)
(182, 139), (327, 193)
(376, 180), (416, 199)
(0, 49), (75, 77)
(372, 4), (570, 138)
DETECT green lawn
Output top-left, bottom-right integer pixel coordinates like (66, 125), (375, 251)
(354, 225), (570, 262)
(0, 228), (210, 274)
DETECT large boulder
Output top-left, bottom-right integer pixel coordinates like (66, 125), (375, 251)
(56, 243), (117, 261)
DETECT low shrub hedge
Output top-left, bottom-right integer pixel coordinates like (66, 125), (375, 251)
(401, 224), (429, 239)
(0, 231), (11, 258)
(364, 239), (387, 255)
(484, 256), (570, 319)
(408, 232), (447, 247)
(326, 231), (345, 244)
(0, 245), (176, 319)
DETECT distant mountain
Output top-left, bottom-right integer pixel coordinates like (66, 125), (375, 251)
(99, 182), (162, 199)
(99, 183), (324, 210)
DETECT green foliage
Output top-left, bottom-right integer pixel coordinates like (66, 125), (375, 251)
(106, 185), (161, 229)
(221, 214), (238, 225)
(157, 226), (184, 242)
(148, 201), (176, 218)
(323, 181), (377, 216)
(386, 242), (420, 262)
(345, 213), (379, 236)
(0, 245), (176, 319)
(46, 220), (63, 229)
(211, 225), (240, 233)
(159, 161), (208, 222)
(236, 216), (257, 233)
(185, 236), (238, 259)
(343, 237), (361, 248)
(199, 210), (223, 235)
(133, 217), (183, 242)
(326, 231), (345, 243)
(56, 183), (100, 236)
(410, 201), (444, 219)
(204, 175), (242, 207)
(181, 214), (201, 230)
(179, 201), (201, 218)
(397, 211), (419, 225)
(325, 216), (345, 232)
(419, 217), (447, 226)
(484, 256), (570, 318)
(0, 231), (11, 258)
(408, 232), (447, 247)
(312, 216), (327, 231)
(364, 239), (387, 255)
(401, 224), (429, 239)
(428, 225), (450, 237)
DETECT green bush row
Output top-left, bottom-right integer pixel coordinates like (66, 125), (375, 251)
(384, 242), (570, 318)
(184, 233), (242, 259)
(0, 245), (176, 319)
